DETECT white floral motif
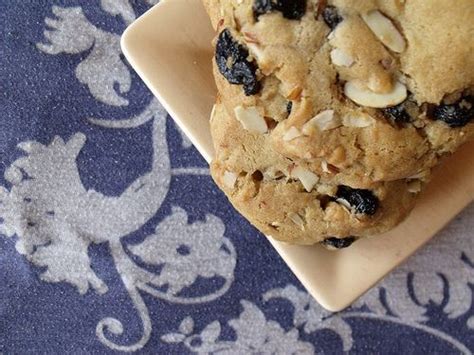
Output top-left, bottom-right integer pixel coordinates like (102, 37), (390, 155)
(100, 0), (136, 25)
(37, 6), (131, 106)
(0, 122), (234, 351)
(0, 110), (170, 256)
(264, 285), (353, 351)
(0, 0), (228, 352)
(1, 135), (104, 293)
(162, 280), (473, 354)
(355, 205), (474, 322)
(130, 207), (235, 295)
(37, 2), (194, 149)
(162, 301), (314, 354)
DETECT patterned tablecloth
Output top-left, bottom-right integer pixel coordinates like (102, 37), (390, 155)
(1, 1), (473, 353)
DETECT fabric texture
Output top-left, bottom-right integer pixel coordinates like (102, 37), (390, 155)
(0, 1), (473, 353)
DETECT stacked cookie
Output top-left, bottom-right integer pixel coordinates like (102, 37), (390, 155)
(203, 0), (474, 247)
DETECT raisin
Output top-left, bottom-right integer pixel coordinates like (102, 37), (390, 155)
(336, 185), (379, 215)
(253, 0), (307, 20)
(321, 236), (356, 249)
(254, 0), (273, 18)
(382, 104), (411, 123)
(432, 96), (473, 128)
(286, 101), (293, 115)
(322, 6), (343, 30)
(276, 0), (307, 19)
(215, 29), (260, 96)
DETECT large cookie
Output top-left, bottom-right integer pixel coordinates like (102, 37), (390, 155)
(205, 0), (474, 187)
(210, 102), (419, 245)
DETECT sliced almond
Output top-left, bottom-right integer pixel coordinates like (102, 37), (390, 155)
(407, 180), (422, 193)
(327, 30), (336, 40)
(285, 86), (303, 101)
(344, 80), (407, 108)
(328, 146), (346, 165)
(320, 160), (339, 174)
(291, 166), (319, 192)
(342, 112), (376, 128)
(210, 104), (218, 122)
(223, 171), (238, 188)
(283, 126), (302, 141)
(234, 106), (268, 133)
(321, 160), (330, 173)
(247, 43), (266, 63)
(336, 198), (352, 211)
(362, 10), (406, 53)
(330, 48), (355, 67)
(408, 170), (430, 180)
(243, 31), (259, 44)
(302, 110), (340, 133)
(396, 73), (409, 85)
(263, 167), (285, 180)
(288, 212), (305, 229)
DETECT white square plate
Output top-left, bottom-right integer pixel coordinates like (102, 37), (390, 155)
(121, 0), (474, 311)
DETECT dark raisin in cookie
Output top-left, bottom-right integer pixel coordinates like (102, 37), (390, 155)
(321, 236), (357, 249)
(321, 5), (343, 30)
(336, 186), (379, 215)
(382, 104), (411, 123)
(432, 96), (473, 128)
(215, 29), (260, 96)
(253, 0), (306, 20)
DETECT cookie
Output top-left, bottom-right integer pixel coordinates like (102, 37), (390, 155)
(210, 102), (419, 245)
(204, 0), (474, 245)
(206, 0), (474, 187)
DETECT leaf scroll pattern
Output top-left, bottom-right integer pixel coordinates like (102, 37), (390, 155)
(162, 301), (315, 354)
(37, 6), (131, 106)
(355, 207), (474, 323)
(130, 207), (236, 296)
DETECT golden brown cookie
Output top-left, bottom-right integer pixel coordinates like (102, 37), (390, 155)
(210, 103), (419, 245)
(205, 0), (474, 245)
(207, 0), (474, 185)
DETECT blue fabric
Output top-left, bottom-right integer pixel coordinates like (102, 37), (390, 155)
(1, 1), (473, 353)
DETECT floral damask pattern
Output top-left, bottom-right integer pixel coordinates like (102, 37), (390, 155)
(0, 1), (472, 353)
(162, 301), (315, 354)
